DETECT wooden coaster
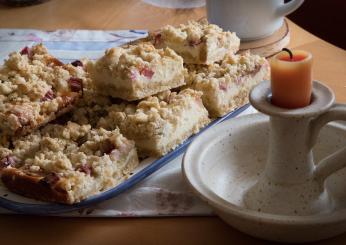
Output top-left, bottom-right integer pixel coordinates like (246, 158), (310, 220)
(239, 19), (290, 58)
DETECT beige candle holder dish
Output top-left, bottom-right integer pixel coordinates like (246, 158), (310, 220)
(183, 81), (346, 243)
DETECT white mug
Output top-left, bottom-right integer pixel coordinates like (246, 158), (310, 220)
(206, 0), (304, 41)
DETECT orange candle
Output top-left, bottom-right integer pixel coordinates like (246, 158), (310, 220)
(270, 49), (313, 109)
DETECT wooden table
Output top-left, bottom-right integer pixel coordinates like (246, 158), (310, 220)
(0, 0), (345, 244)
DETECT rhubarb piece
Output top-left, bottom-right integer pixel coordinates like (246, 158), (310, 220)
(68, 77), (83, 92)
(71, 60), (83, 67)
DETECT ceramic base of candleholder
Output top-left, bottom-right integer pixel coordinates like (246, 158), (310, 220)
(183, 81), (346, 242)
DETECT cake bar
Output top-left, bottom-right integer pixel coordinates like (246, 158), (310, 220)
(0, 122), (139, 204)
(94, 89), (210, 157)
(88, 42), (186, 101)
(0, 44), (87, 138)
(149, 19), (240, 64)
(185, 52), (270, 117)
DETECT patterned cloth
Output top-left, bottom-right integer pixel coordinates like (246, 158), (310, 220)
(0, 29), (256, 216)
(0, 29), (147, 62)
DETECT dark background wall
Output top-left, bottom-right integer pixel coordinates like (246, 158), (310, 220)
(287, 0), (346, 50)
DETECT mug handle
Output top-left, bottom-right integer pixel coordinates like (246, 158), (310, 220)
(308, 103), (346, 184)
(276, 0), (305, 17)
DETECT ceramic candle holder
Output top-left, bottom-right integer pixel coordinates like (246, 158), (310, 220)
(183, 80), (346, 242)
(244, 80), (346, 215)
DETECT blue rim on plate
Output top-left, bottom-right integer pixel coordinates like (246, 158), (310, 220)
(0, 104), (249, 214)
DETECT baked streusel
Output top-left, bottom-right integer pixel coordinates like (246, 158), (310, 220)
(88, 42), (186, 101)
(149, 19), (240, 64)
(0, 44), (87, 138)
(185, 52), (270, 117)
(96, 89), (210, 156)
(0, 121), (138, 204)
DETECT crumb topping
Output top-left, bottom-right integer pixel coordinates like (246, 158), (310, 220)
(93, 42), (183, 81)
(148, 19), (240, 64)
(159, 19), (234, 45)
(0, 44), (88, 136)
(0, 44), (86, 103)
(96, 89), (205, 138)
(2, 121), (134, 175)
(186, 52), (267, 85)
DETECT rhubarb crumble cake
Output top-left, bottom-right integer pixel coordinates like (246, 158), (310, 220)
(95, 89), (210, 156)
(148, 19), (240, 64)
(0, 44), (87, 138)
(185, 52), (270, 117)
(88, 42), (186, 101)
(0, 121), (139, 204)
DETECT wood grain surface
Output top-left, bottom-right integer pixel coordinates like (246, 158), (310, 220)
(0, 0), (345, 244)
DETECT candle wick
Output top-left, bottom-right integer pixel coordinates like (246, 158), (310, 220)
(282, 48), (293, 60)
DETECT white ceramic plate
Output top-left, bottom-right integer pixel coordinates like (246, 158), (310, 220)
(183, 113), (346, 242)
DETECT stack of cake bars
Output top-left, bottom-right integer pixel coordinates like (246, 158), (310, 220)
(0, 20), (269, 204)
